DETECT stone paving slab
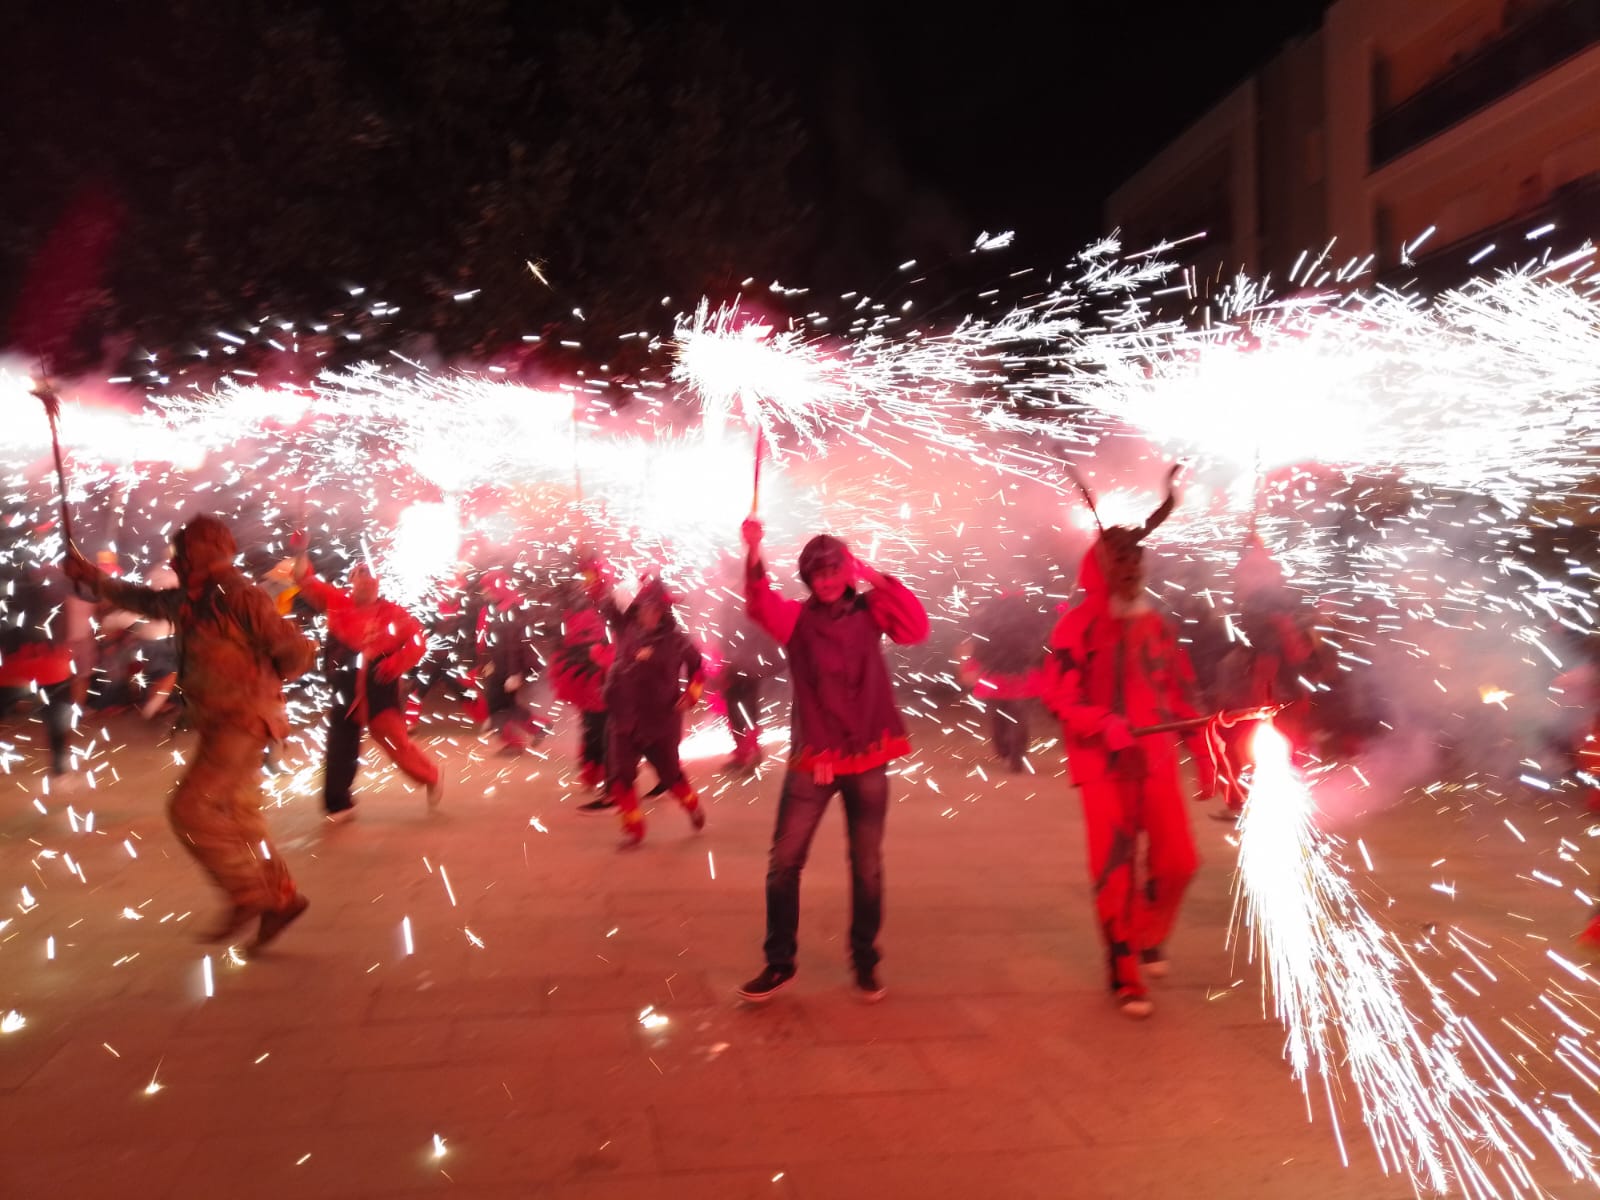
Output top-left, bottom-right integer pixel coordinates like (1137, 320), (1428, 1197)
(3, 704), (1599, 1198)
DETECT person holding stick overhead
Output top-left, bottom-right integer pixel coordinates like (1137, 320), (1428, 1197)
(64, 516), (319, 952)
(734, 517), (929, 1004)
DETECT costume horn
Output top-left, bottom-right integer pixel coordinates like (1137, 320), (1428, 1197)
(1137, 464), (1182, 541)
(1066, 468), (1104, 534)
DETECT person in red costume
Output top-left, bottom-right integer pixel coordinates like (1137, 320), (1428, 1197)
(1043, 472), (1208, 1019)
(294, 559), (443, 821)
(734, 518), (930, 1005)
(549, 605), (615, 801)
(1, 562), (76, 784)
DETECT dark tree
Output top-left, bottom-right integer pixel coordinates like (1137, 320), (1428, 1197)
(0, 1), (810, 371)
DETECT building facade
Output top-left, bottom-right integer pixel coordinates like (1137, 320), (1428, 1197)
(1106, 0), (1600, 288)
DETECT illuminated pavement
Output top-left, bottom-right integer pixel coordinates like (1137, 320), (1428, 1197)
(1, 702), (1590, 1199)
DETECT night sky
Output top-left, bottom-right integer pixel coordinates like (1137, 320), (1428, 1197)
(706, 1), (1333, 259)
(0, 1), (1338, 360)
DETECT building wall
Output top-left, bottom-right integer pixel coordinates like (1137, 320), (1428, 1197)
(1256, 32), (1328, 278)
(1324, 0), (1600, 262)
(1370, 58), (1600, 259)
(1103, 81), (1259, 285)
(1103, 0), (1600, 284)
(1377, 0), (1511, 107)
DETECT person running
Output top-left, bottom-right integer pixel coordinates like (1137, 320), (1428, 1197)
(592, 575), (708, 847)
(64, 515), (317, 951)
(294, 557), (443, 821)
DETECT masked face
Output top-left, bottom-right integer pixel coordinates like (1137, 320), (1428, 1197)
(351, 565), (379, 605)
(636, 601), (664, 630)
(1097, 533), (1145, 603)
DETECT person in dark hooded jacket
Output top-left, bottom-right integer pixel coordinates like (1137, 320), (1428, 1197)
(957, 590), (1052, 772)
(1208, 536), (1319, 819)
(470, 570), (551, 755)
(64, 515), (318, 952)
(710, 556), (781, 774)
(1041, 473), (1208, 1019)
(592, 575), (707, 846)
(734, 518), (929, 1005)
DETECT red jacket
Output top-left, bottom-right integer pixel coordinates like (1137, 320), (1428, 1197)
(298, 575), (427, 721)
(1042, 553), (1201, 787)
(0, 642), (73, 689)
(549, 608), (612, 713)
(298, 576), (426, 675)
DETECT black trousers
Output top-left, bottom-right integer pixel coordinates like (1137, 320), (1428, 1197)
(764, 766), (889, 973)
(580, 709), (608, 768)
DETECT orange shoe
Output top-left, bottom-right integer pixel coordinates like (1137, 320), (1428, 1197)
(618, 807), (645, 850)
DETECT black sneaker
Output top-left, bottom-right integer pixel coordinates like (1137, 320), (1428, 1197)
(853, 966), (887, 1004)
(1139, 947), (1169, 979)
(736, 965), (795, 1003)
(576, 798), (616, 816)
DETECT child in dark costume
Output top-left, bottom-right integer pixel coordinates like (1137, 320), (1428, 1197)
(593, 577), (707, 847)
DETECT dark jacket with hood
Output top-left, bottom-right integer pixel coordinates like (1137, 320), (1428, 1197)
(600, 582), (705, 736)
(961, 591), (1051, 701)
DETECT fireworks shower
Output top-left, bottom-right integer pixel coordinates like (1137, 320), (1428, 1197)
(8, 233), (1600, 1194)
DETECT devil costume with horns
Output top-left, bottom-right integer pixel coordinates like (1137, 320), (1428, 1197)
(1043, 470), (1208, 1018)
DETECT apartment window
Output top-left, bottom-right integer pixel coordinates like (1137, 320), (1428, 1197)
(1370, 0), (1600, 166)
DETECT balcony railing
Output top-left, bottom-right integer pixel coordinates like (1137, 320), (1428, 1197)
(1376, 169), (1600, 292)
(1370, 0), (1600, 168)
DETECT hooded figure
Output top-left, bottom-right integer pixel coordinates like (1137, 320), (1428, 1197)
(592, 572), (707, 845)
(958, 590), (1052, 771)
(295, 557), (442, 820)
(64, 515), (318, 951)
(470, 570), (550, 754)
(1210, 536), (1318, 815)
(1042, 472), (1206, 1019)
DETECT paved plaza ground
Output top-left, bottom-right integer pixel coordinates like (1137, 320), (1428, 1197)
(2, 699), (1597, 1198)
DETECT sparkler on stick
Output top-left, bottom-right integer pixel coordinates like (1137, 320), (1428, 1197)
(1127, 704), (1282, 738)
(1065, 466), (1103, 533)
(1233, 719), (1600, 1194)
(29, 377), (75, 548)
(751, 427), (765, 514)
(672, 301), (849, 517)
